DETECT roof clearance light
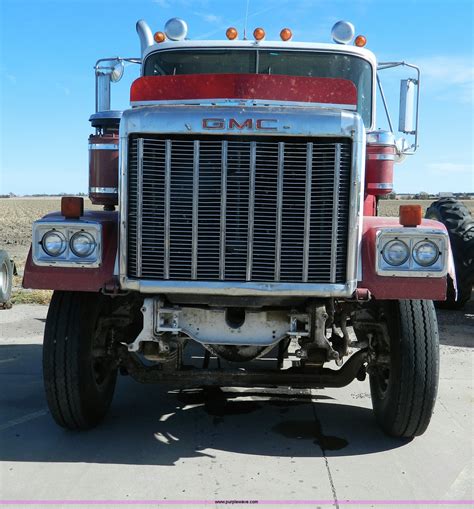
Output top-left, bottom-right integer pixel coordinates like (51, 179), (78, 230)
(226, 27), (238, 40)
(355, 35), (367, 47)
(331, 20), (355, 44)
(164, 17), (188, 41)
(253, 27), (265, 41)
(154, 31), (166, 43)
(280, 28), (292, 41)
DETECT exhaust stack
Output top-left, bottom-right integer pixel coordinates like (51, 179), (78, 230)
(136, 20), (154, 55)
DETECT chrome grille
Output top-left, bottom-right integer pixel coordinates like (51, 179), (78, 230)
(127, 135), (351, 283)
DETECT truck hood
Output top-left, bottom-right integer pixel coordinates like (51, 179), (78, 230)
(120, 103), (365, 140)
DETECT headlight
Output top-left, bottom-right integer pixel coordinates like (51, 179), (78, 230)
(70, 231), (96, 257)
(42, 230), (67, 257)
(381, 239), (410, 266)
(413, 240), (439, 267)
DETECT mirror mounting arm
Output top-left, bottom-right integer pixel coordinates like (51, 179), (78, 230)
(94, 57), (141, 114)
(378, 61), (421, 155)
(376, 73), (394, 134)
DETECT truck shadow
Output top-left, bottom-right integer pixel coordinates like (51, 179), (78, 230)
(0, 344), (410, 466)
(436, 297), (474, 348)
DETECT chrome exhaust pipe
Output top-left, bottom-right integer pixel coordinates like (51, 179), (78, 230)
(136, 20), (154, 55)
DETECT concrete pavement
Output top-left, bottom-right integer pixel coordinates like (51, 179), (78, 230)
(0, 303), (472, 508)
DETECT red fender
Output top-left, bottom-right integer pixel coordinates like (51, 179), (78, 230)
(358, 216), (449, 300)
(22, 210), (118, 292)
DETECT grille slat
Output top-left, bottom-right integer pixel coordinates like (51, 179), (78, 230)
(127, 135), (351, 284)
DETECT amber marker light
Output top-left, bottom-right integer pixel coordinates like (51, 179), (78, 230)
(253, 27), (265, 41)
(280, 28), (292, 41)
(226, 27), (238, 40)
(399, 205), (422, 227)
(61, 197), (84, 219)
(154, 31), (166, 43)
(354, 35), (367, 47)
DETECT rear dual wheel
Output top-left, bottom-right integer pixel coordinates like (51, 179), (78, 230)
(43, 291), (118, 430)
(368, 299), (439, 438)
(0, 250), (13, 305)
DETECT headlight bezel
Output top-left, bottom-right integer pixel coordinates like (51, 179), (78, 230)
(376, 228), (448, 277)
(33, 221), (102, 268)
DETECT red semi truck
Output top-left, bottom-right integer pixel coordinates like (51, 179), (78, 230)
(24, 18), (453, 437)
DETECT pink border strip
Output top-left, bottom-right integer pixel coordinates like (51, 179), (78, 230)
(0, 501), (473, 506)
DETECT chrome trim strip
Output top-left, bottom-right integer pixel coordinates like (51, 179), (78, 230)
(274, 142), (284, 281)
(246, 141), (256, 281)
(88, 143), (119, 150)
(89, 186), (118, 194)
(192, 140), (200, 280)
(367, 183), (392, 190)
(136, 139), (144, 277)
(131, 99), (358, 111)
(302, 142), (313, 283)
(121, 278), (357, 297)
(342, 110), (365, 291)
(367, 153), (395, 161)
(330, 143), (341, 283)
(118, 131), (128, 284)
(219, 141), (228, 280)
(164, 139), (171, 279)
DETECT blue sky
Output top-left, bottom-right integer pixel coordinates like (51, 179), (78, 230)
(0, 0), (473, 195)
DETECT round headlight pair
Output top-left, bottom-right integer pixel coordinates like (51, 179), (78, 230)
(42, 230), (96, 258)
(382, 239), (439, 267)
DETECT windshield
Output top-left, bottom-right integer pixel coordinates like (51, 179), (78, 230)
(144, 49), (373, 126)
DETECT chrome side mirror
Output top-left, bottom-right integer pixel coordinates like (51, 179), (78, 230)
(399, 78), (417, 134)
(111, 60), (125, 83)
(378, 62), (420, 155)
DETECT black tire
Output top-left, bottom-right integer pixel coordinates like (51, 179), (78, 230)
(0, 250), (13, 304)
(370, 300), (439, 438)
(43, 291), (118, 430)
(425, 198), (474, 309)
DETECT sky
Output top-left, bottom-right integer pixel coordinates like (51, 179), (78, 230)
(0, 0), (473, 195)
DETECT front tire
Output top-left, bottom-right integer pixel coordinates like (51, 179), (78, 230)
(43, 291), (118, 430)
(369, 300), (439, 438)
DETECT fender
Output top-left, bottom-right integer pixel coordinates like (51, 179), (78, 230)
(23, 210), (118, 292)
(358, 216), (452, 300)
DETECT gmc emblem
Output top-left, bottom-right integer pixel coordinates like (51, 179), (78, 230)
(202, 118), (278, 131)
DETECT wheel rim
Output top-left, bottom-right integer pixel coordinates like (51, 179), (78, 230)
(0, 262), (7, 294)
(90, 319), (115, 390)
(374, 366), (390, 399)
(92, 357), (113, 388)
